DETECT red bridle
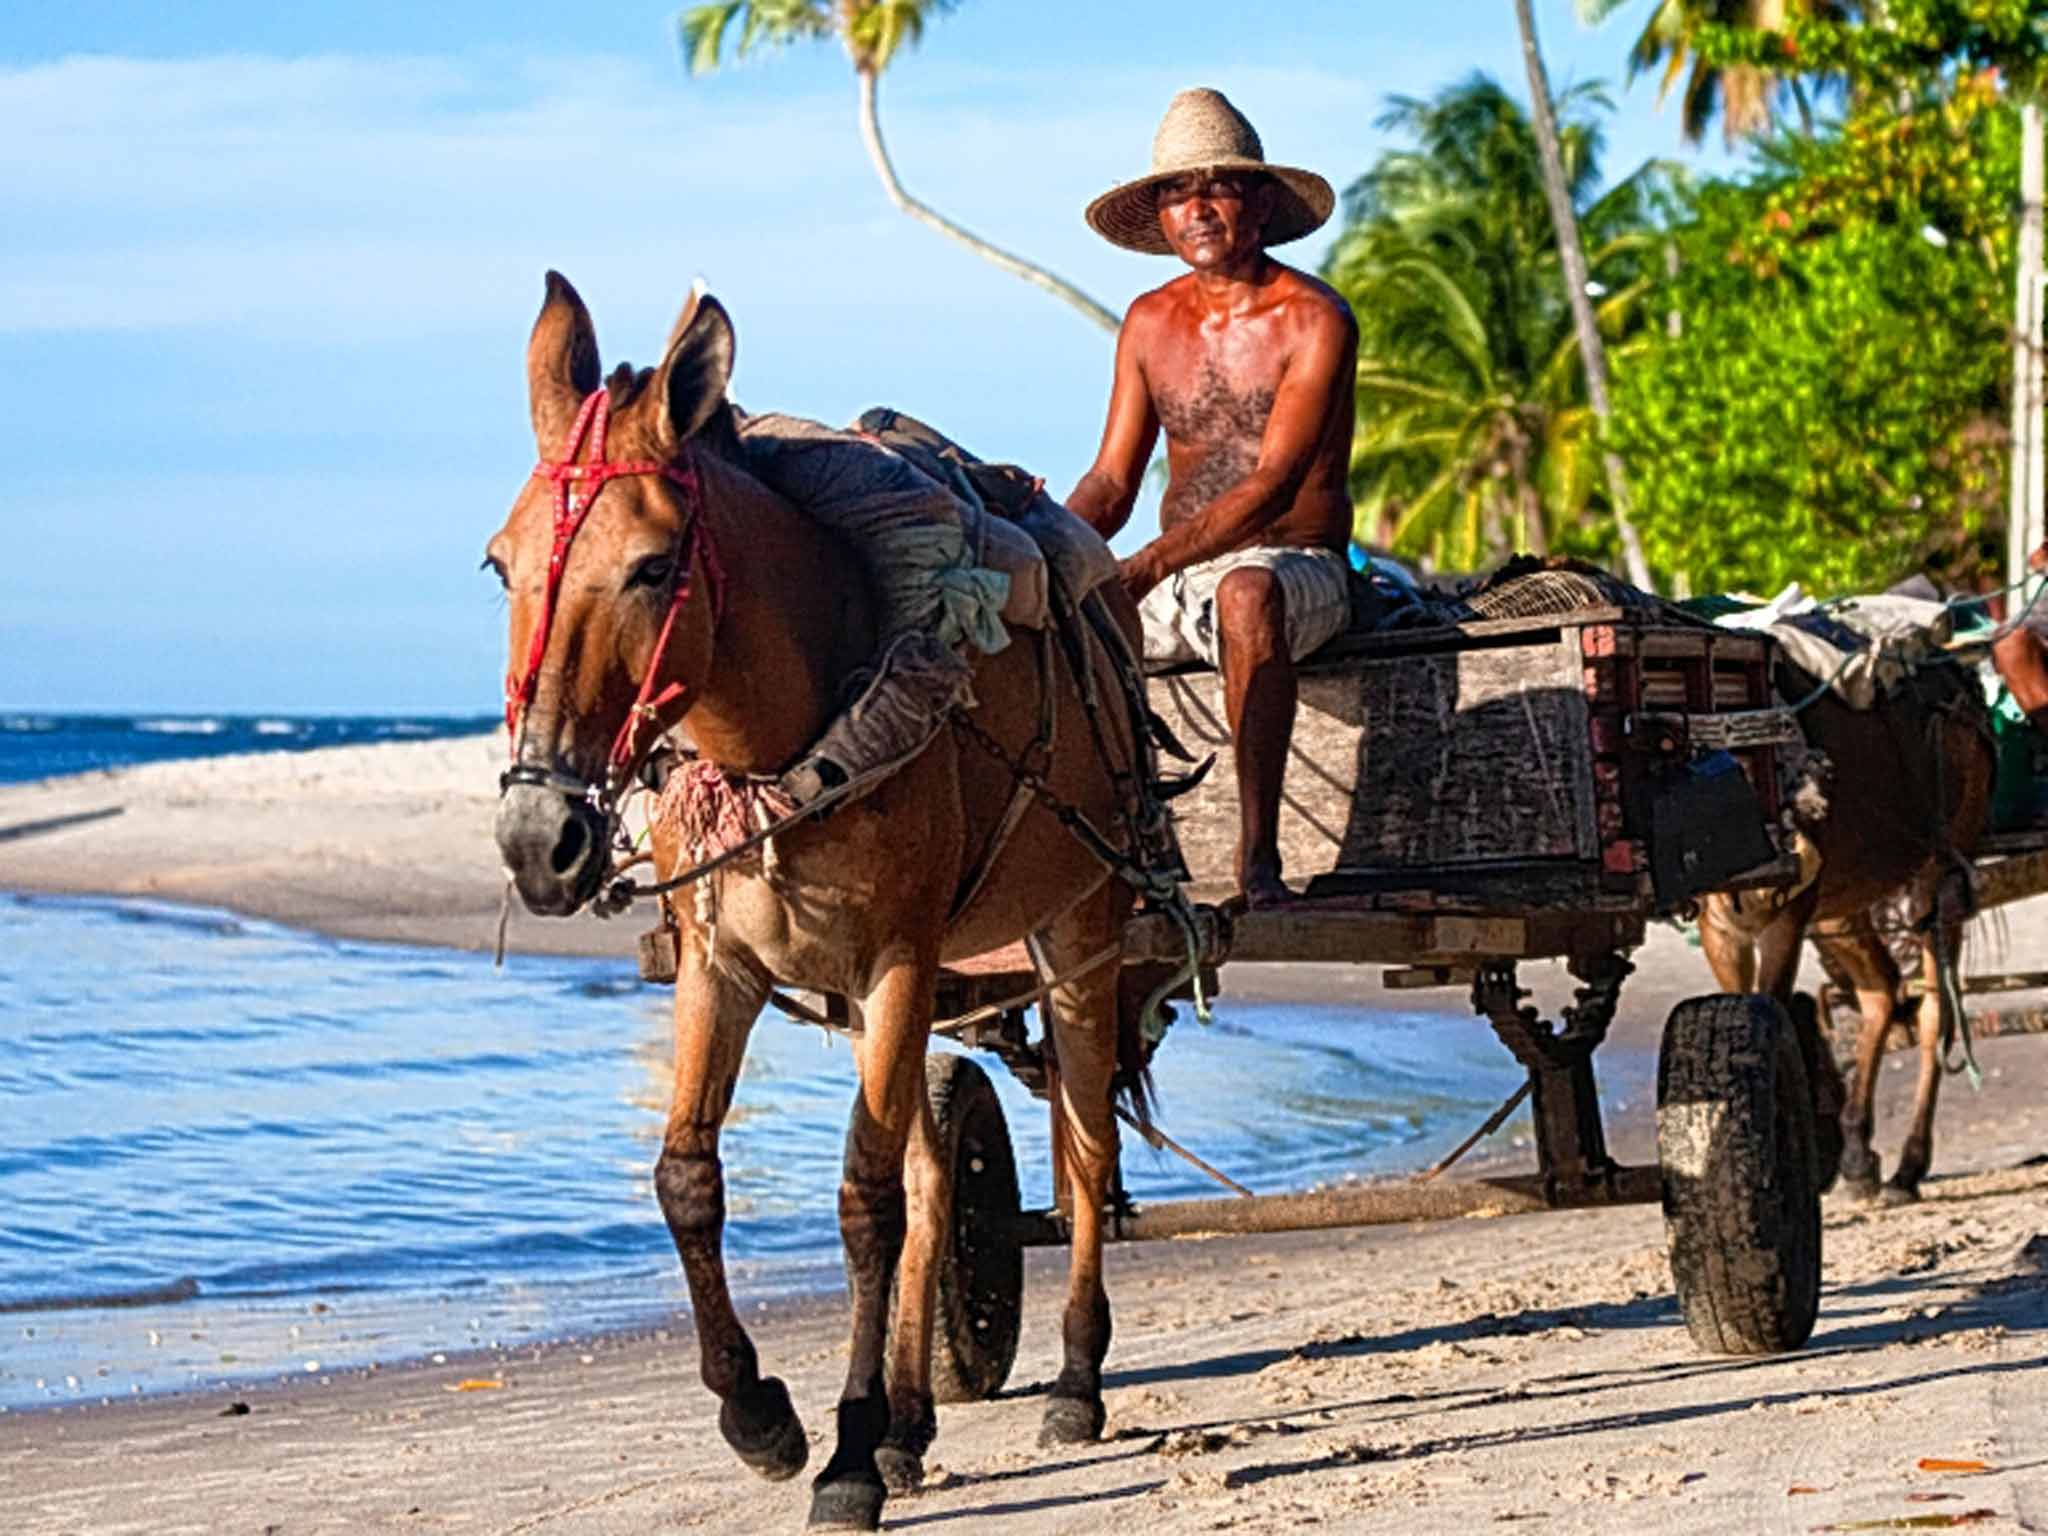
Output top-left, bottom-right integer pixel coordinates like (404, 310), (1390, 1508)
(504, 388), (724, 792)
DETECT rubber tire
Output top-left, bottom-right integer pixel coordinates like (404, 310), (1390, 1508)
(924, 1053), (1024, 1404)
(1657, 993), (1822, 1356)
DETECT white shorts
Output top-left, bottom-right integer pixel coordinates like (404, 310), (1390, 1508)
(1139, 544), (1352, 668)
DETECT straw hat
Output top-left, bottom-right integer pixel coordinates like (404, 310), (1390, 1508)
(1085, 88), (1334, 256)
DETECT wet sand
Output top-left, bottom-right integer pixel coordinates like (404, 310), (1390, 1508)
(3, 737), (2047, 1532)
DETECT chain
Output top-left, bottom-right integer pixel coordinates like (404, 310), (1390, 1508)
(949, 710), (1175, 902)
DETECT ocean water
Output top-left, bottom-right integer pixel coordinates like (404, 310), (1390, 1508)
(0, 712), (498, 785)
(0, 891), (1656, 1413)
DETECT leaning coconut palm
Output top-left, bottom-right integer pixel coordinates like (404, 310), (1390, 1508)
(1515, 0), (1657, 590)
(681, 0), (1117, 332)
(1326, 76), (1662, 572)
(1575, 0), (1848, 143)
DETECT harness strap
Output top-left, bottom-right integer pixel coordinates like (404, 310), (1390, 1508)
(948, 626), (1059, 923)
(504, 388), (722, 797)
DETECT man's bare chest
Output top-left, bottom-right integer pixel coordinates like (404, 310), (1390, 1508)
(1151, 357), (1281, 448)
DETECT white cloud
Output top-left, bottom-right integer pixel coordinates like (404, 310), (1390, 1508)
(0, 51), (1393, 345)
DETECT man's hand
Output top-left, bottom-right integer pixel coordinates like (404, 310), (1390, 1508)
(2030, 539), (2048, 576)
(1119, 547), (1168, 605)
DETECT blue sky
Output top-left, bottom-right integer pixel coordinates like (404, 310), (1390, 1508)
(2, 1), (1738, 714)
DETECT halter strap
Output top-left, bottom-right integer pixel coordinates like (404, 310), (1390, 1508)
(504, 389), (724, 791)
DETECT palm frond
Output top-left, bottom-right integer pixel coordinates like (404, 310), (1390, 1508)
(679, 2), (745, 73)
(678, 0), (833, 74)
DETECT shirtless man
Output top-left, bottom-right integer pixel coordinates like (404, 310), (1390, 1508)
(1067, 88), (1357, 907)
(1993, 541), (2048, 735)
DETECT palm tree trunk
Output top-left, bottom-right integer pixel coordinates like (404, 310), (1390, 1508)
(1519, 480), (1549, 558)
(1511, 0), (1655, 591)
(2010, 101), (2045, 592)
(855, 69), (1118, 334)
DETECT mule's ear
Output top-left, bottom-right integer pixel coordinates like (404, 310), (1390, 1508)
(657, 289), (735, 448)
(527, 271), (601, 449)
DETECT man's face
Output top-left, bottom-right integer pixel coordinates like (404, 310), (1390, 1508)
(1155, 170), (1273, 271)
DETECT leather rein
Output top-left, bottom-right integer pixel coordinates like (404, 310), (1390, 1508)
(500, 387), (724, 831)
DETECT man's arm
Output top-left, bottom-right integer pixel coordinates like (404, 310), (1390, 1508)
(1123, 301), (1356, 593)
(1065, 300), (1161, 541)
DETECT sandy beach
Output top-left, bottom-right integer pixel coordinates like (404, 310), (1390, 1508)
(3, 736), (2046, 1533)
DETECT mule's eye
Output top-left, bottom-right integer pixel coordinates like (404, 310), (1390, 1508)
(629, 554), (676, 591)
(480, 555), (508, 588)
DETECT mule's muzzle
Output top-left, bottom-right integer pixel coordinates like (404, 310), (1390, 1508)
(495, 775), (609, 916)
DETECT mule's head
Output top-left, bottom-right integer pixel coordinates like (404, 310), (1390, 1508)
(487, 272), (736, 916)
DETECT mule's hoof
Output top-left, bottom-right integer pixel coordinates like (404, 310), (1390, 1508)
(874, 1444), (924, 1495)
(1880, 1180), (1922, 1207)
(721, 1377), (809, 1482)
(1838, 1148), (1883, 1204)
(1038, 1394), (1105, 1447)
(807, 1477), (886, 1532)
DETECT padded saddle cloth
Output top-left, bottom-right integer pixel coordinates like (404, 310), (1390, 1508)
(1714, 591), (1956, 712)
(856, 407), (1183, 881)
(854, 406), (1120, 623)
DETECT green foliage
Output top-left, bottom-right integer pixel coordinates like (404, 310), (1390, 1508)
(1323, 75), (1664, 571)
(1693, 0), (2048, 96)
(1576, 0), (1853, 144)
(1610, 77), (2015, 595)
(680, 0), (955, 76)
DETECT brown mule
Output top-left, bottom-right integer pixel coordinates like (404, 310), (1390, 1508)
(1700, 660), (1993, 1205)
(488, 275), (1148, 1531)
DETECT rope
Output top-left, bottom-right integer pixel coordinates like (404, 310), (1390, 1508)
(1936, 939), (1984, 1089)
(1767, 570), (2048, 717)
(1414, 1082), (1532, 1183)
(928, 942), (1124, 1037)
(1783, 647), (1861, 716)
(610, 776), (856, 901)
(1113, 1104), (1254, 1197)
(1938, 570), (2048, 640)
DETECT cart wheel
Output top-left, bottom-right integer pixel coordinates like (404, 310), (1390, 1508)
(1788, 992), (1845, 1196)
(1657, 993), (1821, 1356)
(925, 1053), (1023, 1403)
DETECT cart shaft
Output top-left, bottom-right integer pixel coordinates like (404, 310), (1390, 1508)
(1003, 1164), (1661, 1247)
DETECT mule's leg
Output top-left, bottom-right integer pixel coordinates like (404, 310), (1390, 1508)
(651, 949), (806, 1481)
(874, 1087), (944, 1494)
(1814, 921), (1903, 1201)
(1750, 904), (1808, 1007)
(1033, 886), (1127, 1447)
(1887, 919), (1958, 1203)
(810, 952), (939, 1532)
(1697, 895), (1759, 995)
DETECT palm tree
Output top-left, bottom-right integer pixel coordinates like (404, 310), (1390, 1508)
(1515, 0), (1655, 588)
(1328, 76), (1662, 573)
(680, 1), (1117, 333)
(1574, 0), (1846, 143)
